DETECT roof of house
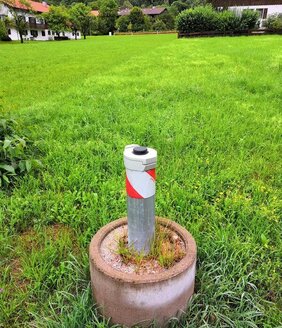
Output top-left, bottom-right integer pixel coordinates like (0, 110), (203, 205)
(90, 10), (99, 16)
(118, 7), (167, 16)
(142, 7), (167, 15)
(211, 0), (282, 6)
(3, 0), (49, 13)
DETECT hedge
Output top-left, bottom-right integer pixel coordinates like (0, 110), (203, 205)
(176, 6), (259, 33)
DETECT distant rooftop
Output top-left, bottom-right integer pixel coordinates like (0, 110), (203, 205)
(3, 0), (49, 12)
(118, 7), (167, 16)
(91, 10), (99, 17)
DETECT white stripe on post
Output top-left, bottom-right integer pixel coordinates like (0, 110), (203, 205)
(126, 169), (155, 199)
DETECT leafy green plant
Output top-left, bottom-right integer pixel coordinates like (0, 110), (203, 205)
(240, 9), (259, 30)
(129, 7), (146, 32)
(176, 5), (218, 33)
(176, 6), (259, 33)
(266, 13), (282, 30)
(152, 19), (167, 32)
(0, 20), (9, 41)
(0, 118), (41, 187)
(116, 15), (130, 32)
(217, 10), (242, 32)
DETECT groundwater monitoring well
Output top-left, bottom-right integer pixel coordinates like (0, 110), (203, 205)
(89, 145), (197, 327)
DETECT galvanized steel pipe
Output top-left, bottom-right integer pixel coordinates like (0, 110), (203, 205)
(124, 145), (157, 254)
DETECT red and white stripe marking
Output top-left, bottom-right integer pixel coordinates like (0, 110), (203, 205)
(126, 169), (156, 199)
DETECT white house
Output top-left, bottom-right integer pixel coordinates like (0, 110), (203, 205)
(0, 0), (81, 41)
(212, 0), (282, 27)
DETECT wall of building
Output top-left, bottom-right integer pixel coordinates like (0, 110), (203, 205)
(228, 4), (282, 26)
(229, 4), (282, 14)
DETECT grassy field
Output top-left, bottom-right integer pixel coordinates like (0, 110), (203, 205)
(0, 34), (281, 327)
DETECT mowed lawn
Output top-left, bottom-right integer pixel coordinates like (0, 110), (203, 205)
(0, 35), (281, 327)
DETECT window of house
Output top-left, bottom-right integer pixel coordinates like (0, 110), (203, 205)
(29, 17), (36, 25)
(52, 31), (55, 35)
(30, 30), (38, 37)
(0, 15), (8, 21)
(8, 29), (11, 35)
(77, 32), (79, 36)
(262, 8), (268, 19)
(42, 30), (46, 36)
(256, 8), (268, 19)
(48, 30), (51, 35)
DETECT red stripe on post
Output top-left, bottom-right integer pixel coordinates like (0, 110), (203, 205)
(126, 175), (143, 199)
(146, 169), (156, 181)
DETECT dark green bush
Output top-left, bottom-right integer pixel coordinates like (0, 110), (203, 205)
(152, 19), (167, 31)
(116, 15), (130, 32)
(158, 11), (175, 30)
(144, 15), (152, 31)
(176, 5), (218, 33)
(177, 6), (259, 33)
(240, 9), (259, 29)
(217, 10), (241, 32)
(1, 35), (12, 41)
(129, 7), (146, 32)
(0, 118), (41, 188)
(0, 20), (9, 41)
(266, 13), (282, 30)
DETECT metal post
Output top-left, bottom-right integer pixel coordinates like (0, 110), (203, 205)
(124, 145), (157, 254)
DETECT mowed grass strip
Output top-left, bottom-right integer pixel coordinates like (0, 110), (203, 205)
(0, 35), (281, 327)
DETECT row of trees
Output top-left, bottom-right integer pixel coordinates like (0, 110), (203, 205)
(0, 0), (211, 42)
(44, 3), (95, 39)
(116, 7), (175, 32)
(40, 0), (207, 34)
(42, 0), (206, 10)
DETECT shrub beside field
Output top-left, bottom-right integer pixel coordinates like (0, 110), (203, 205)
(176, 5), (259, 33)
(0, 35), (281, 327)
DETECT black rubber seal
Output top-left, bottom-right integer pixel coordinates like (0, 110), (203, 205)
(133, 146), (148, 155)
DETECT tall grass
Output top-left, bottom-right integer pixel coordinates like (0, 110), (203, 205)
(0, 35), (281, 327)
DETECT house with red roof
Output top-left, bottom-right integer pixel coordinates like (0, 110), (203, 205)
(0, 0), (81, 41)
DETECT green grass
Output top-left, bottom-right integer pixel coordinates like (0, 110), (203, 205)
(0, 35), (281, 327)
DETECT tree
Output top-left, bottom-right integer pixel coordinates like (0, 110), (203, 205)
(89, 15), (98, 34)
(43, 5), (69, 37)
(98, 0), (118, 34)
(158, 11), (175, 29)
(116, 15), (129, 32)
(121, 0), (133, 9)
(0, 19), (8, 40)
(69, 3), (92, 39)
(152, 18), (166, 31)
(144, 15), (152, 31)
(89, 0), (100, 10)
(128, 6), (145, 31)
(4, 0), (31, 43)
(171, 0), (206, 15)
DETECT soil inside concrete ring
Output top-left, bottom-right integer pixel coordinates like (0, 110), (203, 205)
(100, 224), (186, 275)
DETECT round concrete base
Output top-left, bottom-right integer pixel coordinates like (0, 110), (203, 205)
(89, 217), (197, 327)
